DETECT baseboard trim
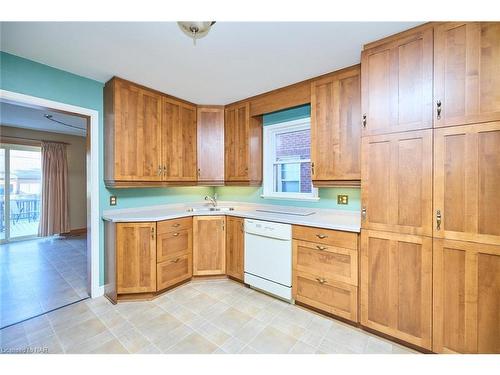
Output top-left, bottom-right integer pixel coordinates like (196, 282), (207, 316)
(61, 227), (87, 236)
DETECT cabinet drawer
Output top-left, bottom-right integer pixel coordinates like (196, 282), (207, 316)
(157, 253), (192, 291)
(157, 217), (192, 234)
(293, 270), (358, 322)
(157, 228), (192, 263)
(293, 240), (358, 286)
(292, 225), (358, 250)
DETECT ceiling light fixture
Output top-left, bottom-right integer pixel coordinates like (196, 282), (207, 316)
(177, 21), (216, 46)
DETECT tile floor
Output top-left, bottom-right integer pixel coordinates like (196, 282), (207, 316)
(0, 279), (418, 354)
(0, 235), (88, 329)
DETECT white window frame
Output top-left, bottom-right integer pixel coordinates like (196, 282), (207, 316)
(262, 118), (319, 201)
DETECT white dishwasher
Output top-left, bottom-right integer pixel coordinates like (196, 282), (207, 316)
(244, 219), (292, 301)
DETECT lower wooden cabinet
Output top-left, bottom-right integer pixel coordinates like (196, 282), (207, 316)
(226, 216), (244, 281)
(116, 222), (157, 294)
(294, 270), (358, 322)
(157, 253), (192, 291)
(433, 238), (500, 354)
(360, 229), (432, 350)
(193, 216), (226, 275)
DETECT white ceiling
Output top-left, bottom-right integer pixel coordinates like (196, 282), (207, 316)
(0, 22), (422, 104)
(0, 101), (87, 137)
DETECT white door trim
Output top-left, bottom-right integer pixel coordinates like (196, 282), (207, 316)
(0, 89), (103, 298)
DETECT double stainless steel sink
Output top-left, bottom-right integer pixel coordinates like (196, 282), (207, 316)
(186, 207), (235, 213)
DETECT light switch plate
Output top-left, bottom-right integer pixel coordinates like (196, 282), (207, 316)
(110, 196), (117, 206)
(337, 195), (349, 205)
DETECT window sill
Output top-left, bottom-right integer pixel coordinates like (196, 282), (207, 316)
(260, 194), (320, 202)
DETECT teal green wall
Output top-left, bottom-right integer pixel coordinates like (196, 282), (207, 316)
(215, 104), (361, 211)
(0, 52), (215, 285)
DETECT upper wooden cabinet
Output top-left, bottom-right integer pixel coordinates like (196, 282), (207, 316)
(434, 22), (500, 128)
(226, 216), (244, 281)
(115, 222), (157, 294)
(224, 102), (263, 185)
(310, 66), (361, 185)
(161, 97), (197, 181)
(433, 238), (500, 353)
(433, 122), (500, 245)
(105, 78), (163, 183)
(193, 216), (226, 275)
(361, 26), (433, 136)
(361, 129), (433, 236)
(104, 77), (197, 187)
(360, 229), (432, 350)
(197, 106), (225, 184)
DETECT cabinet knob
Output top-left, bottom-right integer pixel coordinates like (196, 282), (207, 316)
(172, 232), (180, 237)
(316, 277), (327, 284)
(316, 245), (327, 251)
(171, 258), (180, 263)
(316, 234), (327, 239)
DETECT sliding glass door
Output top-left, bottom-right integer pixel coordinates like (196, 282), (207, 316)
(0, 143), (42, 243)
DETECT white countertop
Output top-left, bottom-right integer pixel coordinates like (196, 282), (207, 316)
(102, 201), (361, 233)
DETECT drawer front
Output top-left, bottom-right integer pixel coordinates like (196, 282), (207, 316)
(293, 271), (358, 322)
(293, 240), (358, 286)
(292, 225), (358, 250)
(157, 253), (192, 291)
(157, 228), (192, 263)
(157, 217), (192, 234)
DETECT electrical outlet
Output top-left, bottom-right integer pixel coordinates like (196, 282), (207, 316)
(110, 196), (117, 206)
(337, 195), (349, 205)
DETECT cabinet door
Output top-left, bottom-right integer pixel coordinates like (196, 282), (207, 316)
(311, 67), (361, 183)
(361, 27), (433, 136)
(361, 130), (433, 236)
(114, 81), (162, 181)
(156, 229), (192, 264)
(226, 216), (244, 281)
(434, 122), (500, 245)
(197, 106), (225, 182)
(433, 239), (500, 353)
(193, 216), (226, 275)
(161, 97), (197, 181)
(116, 222), (156, 294)
(434, 22), (500, 128)
(360, 230), (432, 349)
(157, 253), (192, 291)
(225, 103), (250, 181)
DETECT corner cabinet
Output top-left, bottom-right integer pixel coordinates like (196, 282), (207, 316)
(193, 216), (226, 275)
(104, 77), (197, 187)
(361, 25), (433, 136)
(196, 106), (225, 184)
(310, 65), (361, 185)
(224, 102), (263, 185)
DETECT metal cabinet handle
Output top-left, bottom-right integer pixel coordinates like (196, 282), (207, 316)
(316, 277), (327, 284)
(362, 114), (367, 128)
(361, 207), (367, 221)
(162, 165), (167, 175)
(436, 210), (442, 231)
(151, 227), (155, 239)
(172, 223), (180, 227)
(316, 245), (327, 251)
(197, 168), (201, 177)
(157, 165), (163, 176)
(316, 234), (327, 239)
(311, 162), (315, 176)
(171, 258), (180, 263)
(172, 232), (179, 237)
(436, 100), (442, 120)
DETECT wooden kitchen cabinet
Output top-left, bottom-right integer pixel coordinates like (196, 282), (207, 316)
(197, 106), (225, 184)
(360, 229), (432, 350)
(104, 78), (163, 184)
(193, 216), (226, 275)
(433, 238), (500, 354)
(361, 129), (433, 236)
(156, 217), (192, 263)
(226, 216), (245, 281)
(434, 22), (500, 128)
(433, 122), (500, 245)
(116, 222), (157, 294)
(161, 97), (197, 181)
(310, 65), (361, 185)
(361, 25), (433, 136)
(157, 253), (192, 291)
(224, 102), (263, 185)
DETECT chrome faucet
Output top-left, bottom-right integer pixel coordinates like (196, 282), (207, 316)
(204, 193), (218, 208)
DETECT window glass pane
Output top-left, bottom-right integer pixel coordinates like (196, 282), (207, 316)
(9, 148), (41, 239)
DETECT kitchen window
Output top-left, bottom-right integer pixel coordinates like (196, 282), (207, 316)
(262, 118), (319, 201)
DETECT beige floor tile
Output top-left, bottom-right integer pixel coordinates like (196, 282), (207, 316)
(233, 318), (266, 342)
(117, 328), (152, 353)
(248, 326), (298, 354)
(323, 324), (367, 353)
(29, 334), (64, 354)
(182, 293), (219, 314)
(210, 307), (253, 335)
(197, 321), (231, 346)
(126, 304), (165, 326)
(165, 332), (218, 354)
(289, 340), (317, 354)
(135, 312), (183, 344)
(364, 336), (395, 354)
(63, 330), (115, 353)
(168, 305), (200, 323)
(270, 317), (307, 340)
(239, 345), (259, 354)
(317, 337), (357, 354)
(220, 337), (247, 354)
(56, 317), (109, 350)
(299, 329), (324, 348)
(89, 338), (128, 354)
(154, 323), (194, 352)
(136, 343), (161, 354)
